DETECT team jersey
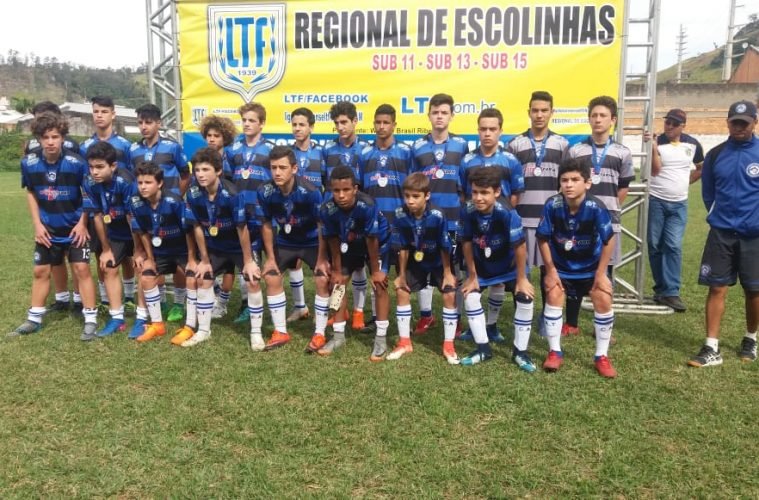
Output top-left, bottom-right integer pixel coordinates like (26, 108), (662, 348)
(536, 193), (614, 280)
(320, 191), (390, 256)
(83, 168), (136, 242)
(322, 137), (368, 185)
(412, 133), (468, 232)
(461, 146), (525, 201)
(258, 177), (323, 248)
(80, 132), (132, 170)
(567, 137), (634, 232)
(129, 137), (189, 196)
(292, 141), (325, 190)
(359, 139), (413, 225)
(185, 179), (246, 254)
(460, 200), (525, 284)
(21, 151), (87, 244)
(507, 130), (569, 228)
(392, 205), (451, 272)
(130, 192), (188, 257)
(225, 135), (274, 193)
(26, 136), (80, 157)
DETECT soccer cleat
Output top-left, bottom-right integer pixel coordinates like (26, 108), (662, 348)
(413, 316), (436, 335)
(442, 341), (460, 365)
(386, 340), (413, 360)
(487, 323), (506, 343)
(181, 330), (210, 347)
(561, 324), (581, 337)
(687, 345), (723, 368)
(512, 351), (537, 373)
(250, 333), (265, 352)
(128, 318), (147, 339)
(97, 318), (126, 337)
(351, 310), (365, 330)
(304, 334), (327, 354)
(211, 301), (228, 319)
(460, 349), (493, 366)
(170, 325), (193, 346)
(287, 307), (310, 322)
(369, 335), (387, 362)
(360, 318), (377, 334)
(264, 330), (291, 351)
(80, 322), (98, 342)
(317, 337), (346, 356)
(166, 304), (186, 322)
(49, 300), (70, 313)
(457, 328), (474, 342)
(138, 322), (167, 343)
(8, 320), (41, 337)
(71, 302), (83, 317)
(594, 355), (618, 378)
(739, 337), (757, 363)
(543, 351), (564, 372)
(233, 304), (250, 324)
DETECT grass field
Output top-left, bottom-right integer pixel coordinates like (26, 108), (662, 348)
(1, 170), (757, 497)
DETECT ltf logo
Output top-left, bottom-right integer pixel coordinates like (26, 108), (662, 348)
(208, 4), (286, 102)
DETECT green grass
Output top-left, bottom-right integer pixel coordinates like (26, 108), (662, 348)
(1, 171), (757, 497)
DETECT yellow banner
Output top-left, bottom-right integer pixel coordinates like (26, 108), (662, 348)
(177, 0), (624, 147)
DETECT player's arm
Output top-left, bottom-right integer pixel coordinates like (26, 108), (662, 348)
(366, 235), (387, 290)
(260, 220), (278, 275)
(26, 190), (51, 248)
(134, 231), (153, 272)
(690, 161), (704, 184)
(237, 224), (261, 282)
(192, 224), (212, 281)
(592, 233), (616, 297)
(538, 238), (563, 294)
(395, 247), (410, 292)
(315, 223), (330, 277)
(326, 236), (346, 286)
(179, 172), (190, 196)
(93, 214), (115, 270)
(514, 241), (534, 299)
(459, 240), (479, 296)
(645, 131), (662, 177)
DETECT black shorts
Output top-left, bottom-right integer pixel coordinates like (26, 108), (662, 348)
(209, 250), (261, 279)
(87, 217), (102, 255)
(404, 262), (452, 293)
(34, 241), (91, 266)
(340, 248), (391, 276)
(699, 228), (759, 291)
(560, 278), (595, 300)
(155, 254), (189, 276)
(276, 245), (319, 271)
(104, 239), (134, 268)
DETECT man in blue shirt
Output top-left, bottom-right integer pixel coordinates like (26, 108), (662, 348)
(689, 100), (759, 368)
(537, 159), (617, 378)
(10, 113), (98, 339)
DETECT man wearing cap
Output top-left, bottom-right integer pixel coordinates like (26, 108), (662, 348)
(689, 100), (759, 368)
(646, 109), (704, 312)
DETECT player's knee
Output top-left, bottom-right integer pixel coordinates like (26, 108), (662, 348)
(515, 292), (533, 304)
(72, 262), (92, 279)
(32, 265), (51, 280)
(546, 287), (565, 306)
(590, 290), (611, 312)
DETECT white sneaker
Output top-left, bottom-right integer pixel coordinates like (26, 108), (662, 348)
(386, 342), (413, 360)
(211, 301), (228, 319)
(250, 333), (265, 352)
(181, 329), (211, 347)
(443, 350), (460, 365)
(286, 306), (310, 322)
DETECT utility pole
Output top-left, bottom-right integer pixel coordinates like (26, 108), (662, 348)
(676, 25), (687, 83)
(722, 0), (741, 81)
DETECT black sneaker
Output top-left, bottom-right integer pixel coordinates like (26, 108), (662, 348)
(687, 345), (723, 367)
(360, 319), (377, 334)
(658, 296), (686, 312)
(739, 336), (757, 363)
(49, 300), (70, 312)
(71, 302), (83, 318)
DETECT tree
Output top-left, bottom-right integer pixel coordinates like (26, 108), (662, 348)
(11, 96), (35, 114)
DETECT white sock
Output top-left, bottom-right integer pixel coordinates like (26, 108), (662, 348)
(375, 319), (389, 337)
(123, 277), (135, 300)
(217, 290), (231, 306)
(594, 310), (615, 357)
(289, 268), (306, 309)
(746, 331), (758, 341)
(55, 291), (69, 303)
(419, 285), (433, 314)
(196, 287), (214, 334)
(174, 287), (187, 305)
(83, 307), (98, 325)
(333, 321), (346, 334)
(705, 337), (719, 351)
(513, 297), (534, 352)
(442, 307), (458, 341)
(267, 292), (288, 333)
(397, 304), (412, 339)
(465, 292), (488, 344)
(314, 295), (329, 335)
(248, 290), (264, 335)
(98, 281), (108, 303)
(185, 289), (198, 329)
(352, 268), (367, 311)
(136, 306), (148, 321)
(145, 286), (163, 323)
(73, 291), (82, 304)
(109, 307), (125, 321)
(543, 304), (563, 352)
(487, 285), (505, 325)
(27, 306), (46, 324)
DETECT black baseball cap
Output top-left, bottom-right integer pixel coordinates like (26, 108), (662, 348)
(727, 100), (758, 123)
(664, 109), (687, 124)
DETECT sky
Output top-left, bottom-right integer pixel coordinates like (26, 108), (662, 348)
(0, 0), (755, 71)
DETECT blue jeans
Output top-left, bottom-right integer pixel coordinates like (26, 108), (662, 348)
(647, 196), (688, 297)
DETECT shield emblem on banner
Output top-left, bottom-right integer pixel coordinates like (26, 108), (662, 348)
(208, 4), (287, 103)
(191, 107), (208, 127)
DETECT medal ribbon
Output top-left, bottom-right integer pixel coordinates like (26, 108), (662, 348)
(591, 139), (611, 177)
(150, 198), (163, 238)
(528, 130), (551, 169)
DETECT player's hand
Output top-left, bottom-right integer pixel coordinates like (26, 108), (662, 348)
(99, 249), (115, 272)
(261, 258), (279, 278)
(460, 276), (479, 297)
(394, 276), (410, 293)
(592, 271), (613, 297)
(244, 260), (262, 282)
(69, 222), (89, 247)
(315, 259), (331, 279)
(34, 222), (52, 248)
(195, 259), (213, 283)
(515, 278), (535, 300)
(331, 271), (347, 287)
(132, 253), (145, 271)
(371, 270), (388, 291)
(543, 269), (564, 294)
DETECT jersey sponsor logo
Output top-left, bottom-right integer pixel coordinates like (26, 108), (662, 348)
(746, 163), (759, 178)
(208, 4), (287, 103)
(191, 106), (208, 127)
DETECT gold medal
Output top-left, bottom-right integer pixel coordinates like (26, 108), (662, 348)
(103, 214), (112, 224)
(414, 250), (424, 262)
(209, 226), (219, 237)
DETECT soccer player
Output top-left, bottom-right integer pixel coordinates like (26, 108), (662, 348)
(411, 93), (468, 335)
(10, 112), (98, 339)
(358, 103), (413, 332)
(645, 109), (704, 312)
(129, 104), (190, 327)
(323, 101), (371, 330)
(537, 158), (617, 377)
(508, 91), (570, 333)
(564, 96), (633, 337)
(82, 142), (136, 339)
(81, 96), (136, 313)
(689, 100), (759, 367)
(319, 165), (391, 358)
(459, 167), (536, 371)
(225, 102), (274, 324)
(258, 145), (330, 352)
(128, 162), (192, 343)
(184, 147), (262, 347)
(391, 173), (459, 364)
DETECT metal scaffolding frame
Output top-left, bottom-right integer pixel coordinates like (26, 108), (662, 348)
(145, 0), (182, 137)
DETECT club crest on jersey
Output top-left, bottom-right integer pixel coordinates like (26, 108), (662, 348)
(208, 4), (287, 103)
(191, 107), (208, 127)
(47, 171), (57, 183)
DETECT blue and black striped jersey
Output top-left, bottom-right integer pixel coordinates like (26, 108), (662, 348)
(392, 205), (451, 272)
(292, 142), (325, 190)
(320, 191), (390, 255)
(225, 136), (274, 193)
(322, 137), (368, 186)
(83, 168), (136, 242)
(359, 140), (413, 225)
(80, 133), (132, 171)
(129, 138), (189, 196)
(130, 192), (188, 257)
(258, 177), (322, 248)
(461, 147), (525, 200)
(185, 179), (246, 255)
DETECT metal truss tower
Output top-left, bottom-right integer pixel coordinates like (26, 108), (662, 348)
(145, 0), (182, 137)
